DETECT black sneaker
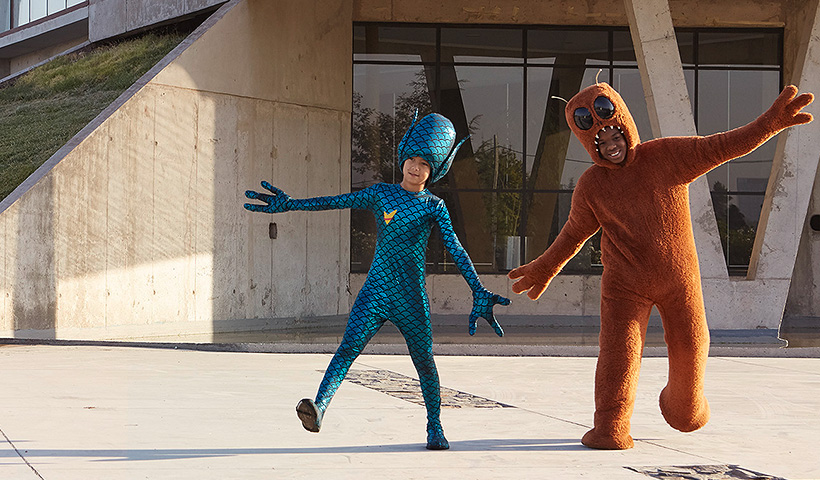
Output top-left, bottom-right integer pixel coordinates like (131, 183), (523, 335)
(296, 398), (322, 433)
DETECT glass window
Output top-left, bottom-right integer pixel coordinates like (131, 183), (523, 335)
(612, 30), (637, 66)
(12, 0), (30, 27)
(612, 68), (653, 141)
(710, 190), (763, 268)
(524, 67), (613, 266)
(436, 65), (524, 271)
(441, 27), (523, 64)
(352, 64), (435, 188)
(424, 190), (504, 272)
(442, 65), (524, 188)
(526, 67), (599, 189)
(676, 31), (696, 66)
(353, 24), (782, 275)
(353, 25), (436, 63)
(697, 68), (780, 272)
(1, 1), (10, 31)
(29, 0), (46, 21)
(10, 0), (77, 29)
(527, 29), (608, 66)
(698, 31), (780, 67)
(48, 0), (64, 15)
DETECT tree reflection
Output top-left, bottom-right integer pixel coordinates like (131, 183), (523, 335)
(711, 181), (755, 268)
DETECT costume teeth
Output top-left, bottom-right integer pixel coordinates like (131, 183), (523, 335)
(595, 125), (625, 151)
(594, 125), (623, 147)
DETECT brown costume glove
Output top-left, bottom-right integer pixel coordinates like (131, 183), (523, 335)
(509, 260), (554, 300)
(763, 85), (814, 130)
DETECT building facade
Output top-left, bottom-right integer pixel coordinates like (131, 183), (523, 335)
(0, 0), (818, 341)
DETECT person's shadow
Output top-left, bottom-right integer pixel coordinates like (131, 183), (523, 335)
(0, 438), (587, 462)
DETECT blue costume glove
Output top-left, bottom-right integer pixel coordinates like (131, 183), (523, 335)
(244, 181), (293, 213)
(469, 289), (510, 337)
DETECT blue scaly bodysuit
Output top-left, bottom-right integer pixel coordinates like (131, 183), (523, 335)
(285, 182), (501, 445)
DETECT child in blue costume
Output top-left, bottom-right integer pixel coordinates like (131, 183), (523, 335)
(244, 112), (510, 450)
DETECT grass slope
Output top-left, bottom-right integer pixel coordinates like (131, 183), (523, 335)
(0, 32), (185, 201)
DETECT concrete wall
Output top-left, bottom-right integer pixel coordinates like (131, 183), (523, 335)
(785, 163), (820, 318)
(0, 0), (353, 340)
(88, 0), (226, 42)
(8, 36), (86, 72)
(354, 0), (785, 26)
(782, 0), (820, 321)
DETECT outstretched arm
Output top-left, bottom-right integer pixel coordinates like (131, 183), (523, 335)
(244, 181), (375, 213)
(433, 201), (510, 337)
(508, 181), (600, 300)
(658, 85), (813, 183)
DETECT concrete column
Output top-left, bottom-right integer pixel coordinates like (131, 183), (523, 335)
(749, 0), (820, 282)
(623, 0), (726, 280)
(88, 0), (127, 42)
(623, 0), (729, 326)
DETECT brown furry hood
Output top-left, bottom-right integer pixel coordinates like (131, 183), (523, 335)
(565, 82), (640, 169)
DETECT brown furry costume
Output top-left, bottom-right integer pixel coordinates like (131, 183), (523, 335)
(509, 83), (813, 450)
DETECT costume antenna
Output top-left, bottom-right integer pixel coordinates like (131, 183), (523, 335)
(550, 96), (569, 104)
(596, 69), (603, 84)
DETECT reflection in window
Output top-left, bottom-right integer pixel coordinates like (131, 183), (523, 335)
(353, 25), (436, 63)
(527, 29), (608, 66)
(353, 25), (782, 275)
(352, 64), (434, 189)
(0, 2), (9, 31)
(441, 27), (523, 64)
(697, 31), (781, 67)
(688, 30), (782, 273)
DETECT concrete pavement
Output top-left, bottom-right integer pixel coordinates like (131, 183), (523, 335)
(0, 343), (818, 479)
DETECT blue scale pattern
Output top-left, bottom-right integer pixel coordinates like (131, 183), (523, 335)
(397, 112), (468, 184)
(245, 181), (509, 449)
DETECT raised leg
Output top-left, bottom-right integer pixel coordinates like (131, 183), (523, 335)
(304, 301), (384, 432)
(656, 293), (710, 433)
(582, 293), (652, 450)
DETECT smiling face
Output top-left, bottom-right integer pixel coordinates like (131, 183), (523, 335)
(400, 156), (432, 192)
(596, 126), (628, 164)
(565, 82), (640, 169)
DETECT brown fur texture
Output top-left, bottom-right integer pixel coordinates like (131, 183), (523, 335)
(509, 83), (813, 450)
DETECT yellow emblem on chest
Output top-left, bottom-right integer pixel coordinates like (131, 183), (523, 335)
(383, 209), (397, 225)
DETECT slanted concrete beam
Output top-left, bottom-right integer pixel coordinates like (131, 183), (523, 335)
(750, 0), (820, 283)
(624, 0), (726, 282)
(624, 0), (729, 328)
(625, 0), (820, 330)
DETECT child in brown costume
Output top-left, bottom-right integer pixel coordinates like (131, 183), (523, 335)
(509, 82), (813, 450)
